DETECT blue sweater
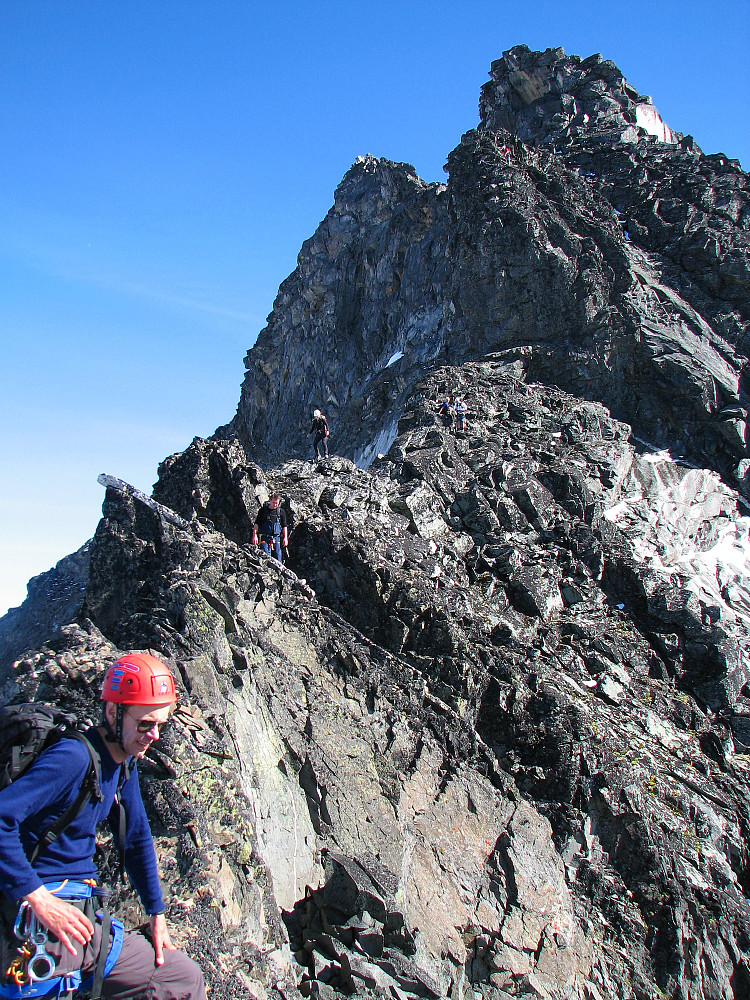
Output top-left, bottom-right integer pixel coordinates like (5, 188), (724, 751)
(0, 728), (164, 913)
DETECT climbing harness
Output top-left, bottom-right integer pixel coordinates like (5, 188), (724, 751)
(1, 882), (123, 1000)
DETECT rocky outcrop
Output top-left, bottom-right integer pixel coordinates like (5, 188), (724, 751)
(0, 543), (90, 676)
(475, 46), (749, 486)
(3, 45), (750, 1000)
(478, 46), (682, 148)
(445, 131), (747, 489)
(9, 351), (745, 999)
(479, 47), (750, 321)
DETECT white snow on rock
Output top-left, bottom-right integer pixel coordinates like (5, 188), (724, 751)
(385, 350), (404, 368)
(635, 101), (679, 144)
(355, 418), (400, 470)
(604, 451), (750, 636)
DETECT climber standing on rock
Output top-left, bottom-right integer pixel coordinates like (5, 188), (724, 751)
(309, 409), (330, 460)
(454, 396), (468, 432)
(0, 654), (206, 1000)
(253, 493), (288, 562)
(438, 396), (454, 428)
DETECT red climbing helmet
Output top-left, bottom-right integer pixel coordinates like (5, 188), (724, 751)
(101, 653), (177, 706)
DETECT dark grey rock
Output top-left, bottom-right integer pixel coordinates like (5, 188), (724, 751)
(0, 542), (90, 679)
(508, 564), (563, 620)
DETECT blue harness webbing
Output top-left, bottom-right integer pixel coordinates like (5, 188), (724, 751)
(260, 512), (282, 539)
(0, 882), (123, 999)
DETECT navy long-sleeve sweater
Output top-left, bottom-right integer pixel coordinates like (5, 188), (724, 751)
(0, 727), (164, 913)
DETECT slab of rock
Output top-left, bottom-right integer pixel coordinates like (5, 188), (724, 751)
(509, 565), (564, 620)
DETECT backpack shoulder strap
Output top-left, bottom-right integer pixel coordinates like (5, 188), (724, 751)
(29, 733), (103, 865)
(67, 732), (103, 801)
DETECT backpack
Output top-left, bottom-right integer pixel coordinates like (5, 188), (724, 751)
(281, 498), (295, 533)
(0, 703), (102, 864)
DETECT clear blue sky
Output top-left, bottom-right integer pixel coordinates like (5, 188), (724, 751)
(1, 0), (748, 616)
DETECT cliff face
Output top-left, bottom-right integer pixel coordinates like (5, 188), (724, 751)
(2, 45), (750, 1000)
(233, 158), (450, 468)
(479, 45), (749, 330)
(233, 45), (748, 497)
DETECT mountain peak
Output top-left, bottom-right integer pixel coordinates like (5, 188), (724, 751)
(231, 47), (747, 493)
(480, 44), (681, 148)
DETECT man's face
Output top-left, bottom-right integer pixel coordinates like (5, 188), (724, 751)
(110, 703), (173, 759)
(269, 497), (280, 509)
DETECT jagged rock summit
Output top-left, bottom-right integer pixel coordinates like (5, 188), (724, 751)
(233, 44), (748, 498)
(479, 45), (684, 145)
(2, 46), (750, 1000)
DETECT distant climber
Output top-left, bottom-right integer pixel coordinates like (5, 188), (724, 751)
(438, 397), (454, 428)
(500, 142), (512, 165)
(253, 494), (289, 562)
(309, 409), (330, 460)
(454, 396), (468, 432)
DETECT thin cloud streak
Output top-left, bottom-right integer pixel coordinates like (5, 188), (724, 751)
(0, 233), (264, 326)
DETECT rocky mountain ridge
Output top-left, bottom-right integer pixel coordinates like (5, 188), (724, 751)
(2, 45), (749, 1000)
(232, 45), (748, 496)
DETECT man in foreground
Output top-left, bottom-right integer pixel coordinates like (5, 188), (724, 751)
(0, 653), (206, 999)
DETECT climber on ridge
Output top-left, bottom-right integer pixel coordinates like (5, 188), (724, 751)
(0, 654), (206, 1000)
(253, 493), (289, 562)
(454, 396), (468, 432)
(438, 396), (454, 428)
(309, 409), (330, 460)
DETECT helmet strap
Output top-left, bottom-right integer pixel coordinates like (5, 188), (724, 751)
(103, 704), (126, 751)
(115, 705), (124, 748)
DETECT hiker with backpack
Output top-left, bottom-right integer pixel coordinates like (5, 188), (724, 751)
(0, 654), (206, 1000)
(454, 397), (468, 432)
(437, 396), (454, 428)
(308, 409), (329, 460)
(253, 493), (288, 562)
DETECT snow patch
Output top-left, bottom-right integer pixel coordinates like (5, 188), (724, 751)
(635, 102), (678, 144)
(354, 419), (400, 471)
(385, 350), (404, 368)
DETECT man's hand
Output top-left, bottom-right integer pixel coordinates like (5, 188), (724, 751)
(150, 913), (176, 967)
(25, 886), (94, 956)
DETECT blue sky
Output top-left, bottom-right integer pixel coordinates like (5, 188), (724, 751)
(1, 0), (748, 616)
